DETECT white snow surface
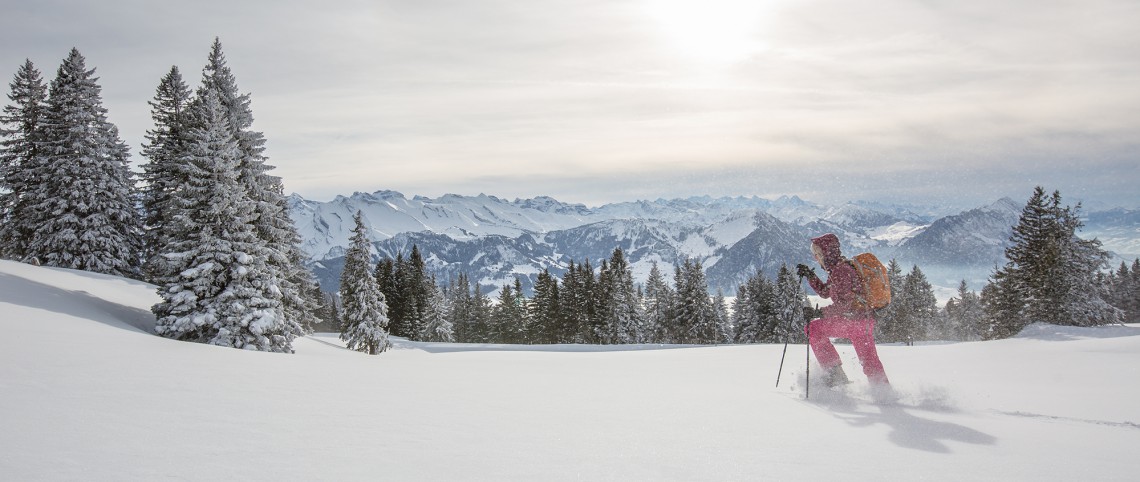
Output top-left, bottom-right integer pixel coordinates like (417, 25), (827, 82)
(2, 259), (1139, 481)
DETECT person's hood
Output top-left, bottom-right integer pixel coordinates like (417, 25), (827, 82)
(811, 233), (842, 269)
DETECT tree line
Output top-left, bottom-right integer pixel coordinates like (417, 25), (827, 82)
(0, 41), (326, 353)
(339, 187), (1138, 354)
(337, 210), (815, 350)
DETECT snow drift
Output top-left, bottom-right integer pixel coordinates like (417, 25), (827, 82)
(1, 259), (1138, 481)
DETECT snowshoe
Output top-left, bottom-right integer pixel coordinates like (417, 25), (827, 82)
(823, 365), (851, 388)
(868, 382), (900, 403)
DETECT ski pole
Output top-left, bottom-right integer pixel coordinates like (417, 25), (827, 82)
(776, 339), (789, 388)
(805, 340), (811, 399)
(800, 273), (810, 400)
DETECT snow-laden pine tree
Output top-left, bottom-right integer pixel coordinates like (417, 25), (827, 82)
(196, 39), (310, 341)
(22, 49), (140, 277)
(446, 273), (476, 342)
(944, 280), (984, 341)
(1107, 260), (1140, 323)
(900, 265), (937, 342)
(152, 89), (292, 352)
(559, 260), (594, 343)
(732, 273), (771, 343)
(0, 59), (47, 260)
(529, 268), (561, 343)
(405, 245), (432, 339)
(491, 282), (524, 343)
(712, 289), (731, 344)
(984, 187), (1119, 338)
(674, 257), (717, 344)
(139, 66), (192, 280)
(469, 281), (493, 342)
(643, 261), (674, 343)
(597, 247), (640, 344)
(418, 281), (454, 342)
(1057, 213), (1120, 326)
(876, 259), (907, 343)
(773, 264), (807, 344)
(338, 211), (391, 355)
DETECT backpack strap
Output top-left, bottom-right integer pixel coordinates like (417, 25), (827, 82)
(845, 258), (869, 308)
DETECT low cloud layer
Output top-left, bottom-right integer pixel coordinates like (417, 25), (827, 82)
(2, 0), (1137, 209)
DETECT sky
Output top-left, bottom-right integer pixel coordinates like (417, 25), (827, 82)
(2, 0), (1138, 210)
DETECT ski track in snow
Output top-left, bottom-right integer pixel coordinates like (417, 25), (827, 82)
(992, 410), (1140, 430)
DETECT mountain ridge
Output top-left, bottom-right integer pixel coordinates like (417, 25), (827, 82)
(289, 191), (1138, 294)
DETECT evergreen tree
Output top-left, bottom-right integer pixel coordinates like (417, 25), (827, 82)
(597, 247), (640, 344)
(447, 273), (477, 342)
(469, 281), (492, 342)
(674, 258), (717, 343)
(309, 284), (340, 333)
(139, 66), (192, 280)
(773, 264), (807, 344)
(152, 89), (291, 351)
(402, 245), (431, 340)
(375, 257), (398, 315)
(1058, 216), (1120, 326)
(489, 278), (528, 343)
(23, 49), (141, 276)
(899, 265), (937, 342)
(418, 279), (454, 343)
(530, 268), (562, 343)
(981, 270), (1026, 340)
(0, 59), (47, 260)
(381, 252), (411, 337)
(579, 259), (600, 343)
(712, 289), (731, 344)
(338, 211), (391, 354)
(876, 259), (907, 343)
(196, 38), (308, 343)
(1130, 259), (1140, 323)
(944, 280), (984, 341)
(985, 187), (1119, 338)
(643, 262), (675, 344)
(1108, 260), (1140, 323)
(733, 272), (774, 343)
(559, 260), (595, 343)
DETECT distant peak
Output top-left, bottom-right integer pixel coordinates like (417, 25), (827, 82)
(985, 197), (1021, 213)
(370, 190), (407, 199)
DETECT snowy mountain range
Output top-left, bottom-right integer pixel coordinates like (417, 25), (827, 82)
(287, 191), (1140, 294)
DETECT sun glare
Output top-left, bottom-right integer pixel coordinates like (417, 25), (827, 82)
(644, 0), (771, 64)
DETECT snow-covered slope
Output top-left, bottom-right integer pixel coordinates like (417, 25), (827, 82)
(892, 197), (1022, 266)
(3, 260), (1139, 481)
(288, 191), (596, 260)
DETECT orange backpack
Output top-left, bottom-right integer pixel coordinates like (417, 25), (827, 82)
(849, 253), (891, 310)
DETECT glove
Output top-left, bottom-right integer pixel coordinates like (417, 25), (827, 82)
(796, 264), (816, 279)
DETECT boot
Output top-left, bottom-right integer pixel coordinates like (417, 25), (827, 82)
(823, 365), (851, 388)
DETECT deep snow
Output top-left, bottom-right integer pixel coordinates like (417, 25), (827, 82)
(1, 259), (1138, 481)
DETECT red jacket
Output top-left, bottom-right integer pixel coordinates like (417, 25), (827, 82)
(807, 234), (871, 319)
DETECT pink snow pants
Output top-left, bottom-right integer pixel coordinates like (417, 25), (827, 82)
(805, 316), (889, 384)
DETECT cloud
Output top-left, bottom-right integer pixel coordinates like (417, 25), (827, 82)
(1, 0), (1137, 209)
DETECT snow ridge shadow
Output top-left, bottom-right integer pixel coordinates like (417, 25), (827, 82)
(0, 272), (155, 335)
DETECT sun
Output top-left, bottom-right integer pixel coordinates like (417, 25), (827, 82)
(644, 0), (771, 64)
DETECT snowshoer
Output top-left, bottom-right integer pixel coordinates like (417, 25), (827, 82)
(797, 233), (890, 387)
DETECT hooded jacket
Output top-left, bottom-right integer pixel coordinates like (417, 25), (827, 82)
(807, 233), (869, 319)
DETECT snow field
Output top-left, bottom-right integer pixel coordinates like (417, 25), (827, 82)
(1, 259), (1138, 481)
